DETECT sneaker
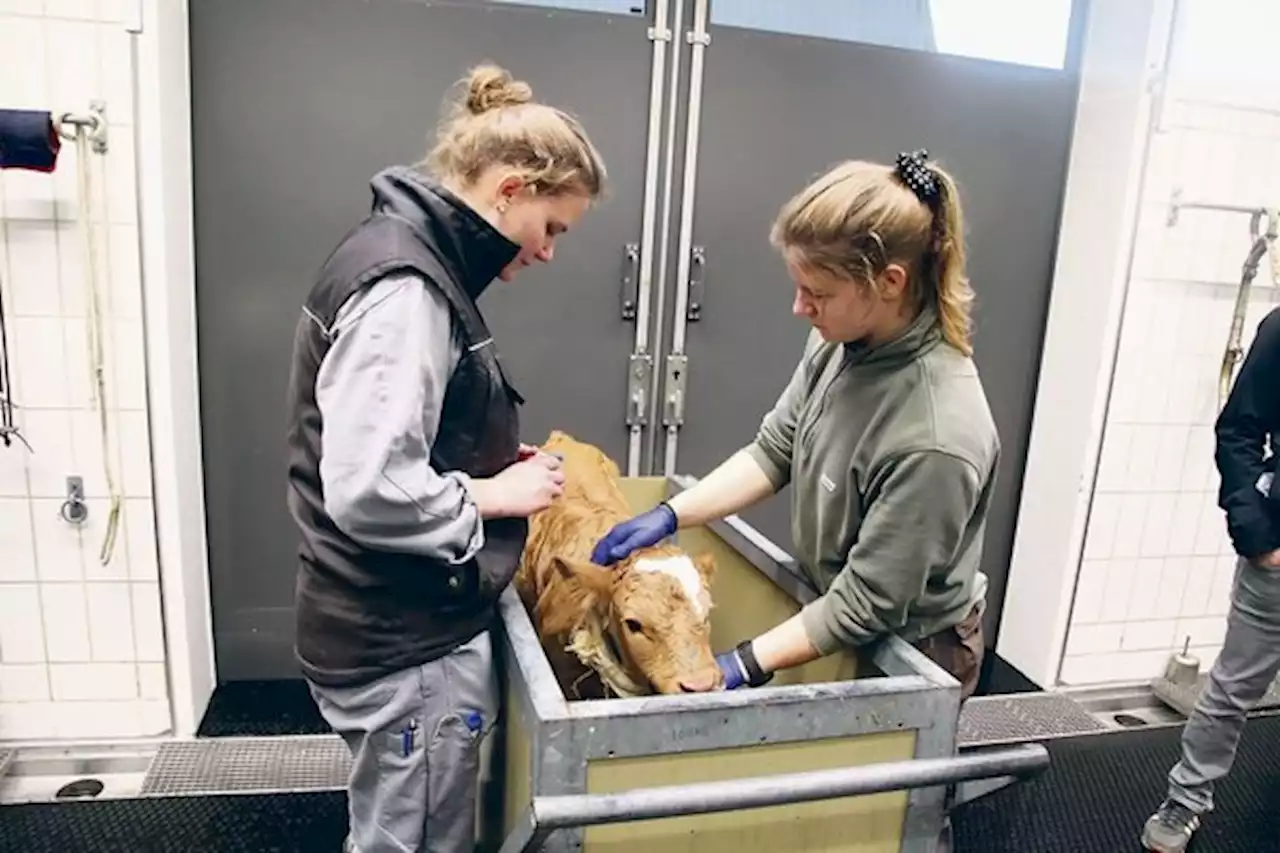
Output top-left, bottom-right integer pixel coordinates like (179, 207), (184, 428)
(1141, 799), (1201, 852)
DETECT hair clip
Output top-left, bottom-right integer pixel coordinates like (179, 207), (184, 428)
(894, 149), (939, 203)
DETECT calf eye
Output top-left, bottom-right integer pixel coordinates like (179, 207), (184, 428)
(624, 618), (643, 634)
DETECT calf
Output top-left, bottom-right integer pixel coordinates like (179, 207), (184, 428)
(515, 430), (723, 699)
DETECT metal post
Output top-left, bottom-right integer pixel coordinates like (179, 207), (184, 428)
(627, 0), (673, 476)
(662, 0), (710, 477)
(498, 743), (1049, 853)
(644, 0), (688, 472)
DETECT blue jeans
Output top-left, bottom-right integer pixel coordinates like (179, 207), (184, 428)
(1167, 558), (1280, 814)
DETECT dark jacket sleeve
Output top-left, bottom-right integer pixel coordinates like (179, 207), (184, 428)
(1215, 306), (1280, 560)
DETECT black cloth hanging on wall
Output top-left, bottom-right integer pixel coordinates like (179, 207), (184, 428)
(0, 109), (61, 172)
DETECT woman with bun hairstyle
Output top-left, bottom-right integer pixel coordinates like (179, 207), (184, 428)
(285, 64), (606, 853)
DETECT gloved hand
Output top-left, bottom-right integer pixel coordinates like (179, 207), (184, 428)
(716, 648), (749, 690)
(715, 641), (774, 690)
(590, 502), (678, 565)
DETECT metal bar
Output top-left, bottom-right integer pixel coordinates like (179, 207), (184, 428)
(1172, 200), (1269, 219)
(627, 0), (672, 476)
(499, 744), (1048, 853)
(662, 0), (710, 477)
(643, 0), (687, 471)
(497, 586), (571, 722)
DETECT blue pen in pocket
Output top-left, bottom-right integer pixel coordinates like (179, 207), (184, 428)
(401, 719), (418, 757)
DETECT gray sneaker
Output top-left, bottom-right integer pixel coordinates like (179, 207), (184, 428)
(1141, 799), (1201, 852)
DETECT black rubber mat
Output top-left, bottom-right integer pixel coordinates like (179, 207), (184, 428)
(976, 649), (1042, 695)
(0, 792), (348, 853)
(953, 714), (1280, 853)
(197, 680), (330, 737)
(7, 716), (1280, 851)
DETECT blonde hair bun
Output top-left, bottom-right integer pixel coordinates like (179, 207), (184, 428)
(464, 63), (534, 115)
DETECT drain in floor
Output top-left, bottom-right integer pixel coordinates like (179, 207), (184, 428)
(55, 779), (105, 800)
(1113, 713), (1148, 728)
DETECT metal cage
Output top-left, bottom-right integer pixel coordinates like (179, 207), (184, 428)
(489, 475), (1047, 853)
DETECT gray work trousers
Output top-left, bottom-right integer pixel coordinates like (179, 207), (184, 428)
(308, 631), (499, 853)
(1167, 557), (1280, 814)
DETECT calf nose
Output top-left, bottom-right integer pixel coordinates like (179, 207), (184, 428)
(678, 674), (716, 693)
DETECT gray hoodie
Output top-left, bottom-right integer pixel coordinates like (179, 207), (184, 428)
(744, 305), (1000, 654)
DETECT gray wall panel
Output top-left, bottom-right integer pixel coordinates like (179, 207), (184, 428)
(190, 0), (655, 678)
(672, 29), (1081, 642)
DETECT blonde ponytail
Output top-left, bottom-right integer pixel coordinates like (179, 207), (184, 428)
(770, 154), (976, 356)
(925, 166), (975, 356)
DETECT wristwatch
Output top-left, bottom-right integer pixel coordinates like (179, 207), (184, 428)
(735, 640), (774, 688)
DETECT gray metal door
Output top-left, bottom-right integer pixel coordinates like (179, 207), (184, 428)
(190, 0), (663, 677)
(658, 3), (1086, 641)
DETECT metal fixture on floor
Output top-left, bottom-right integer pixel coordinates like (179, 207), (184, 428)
(1162, 636), (1200, 687)
(54, 779), (104, 800)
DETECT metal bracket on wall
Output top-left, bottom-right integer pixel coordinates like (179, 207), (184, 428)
(620, 242), (640, 321)
(625, 353), (653, 427)
(647, 26), (673, 42)
(686, 245), (706, 321)
(662, 354), (688, 427)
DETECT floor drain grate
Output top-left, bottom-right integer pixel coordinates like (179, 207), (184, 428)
(1152, 671), (1280, 717)
(958, 693), (1109, 747)
(139, 735), (350, 797)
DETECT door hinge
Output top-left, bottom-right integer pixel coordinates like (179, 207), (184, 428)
(625, 353), (653, 427)
(662, 354), (688, 427)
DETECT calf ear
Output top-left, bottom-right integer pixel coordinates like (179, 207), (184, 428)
(692, 552), (717, 586)
(551, 556), (614, 599)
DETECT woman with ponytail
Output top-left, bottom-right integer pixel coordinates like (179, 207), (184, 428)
(594, 150), (1000, 703)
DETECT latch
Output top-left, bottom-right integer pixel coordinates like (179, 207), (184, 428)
(620, 242), (640, 321)
(625, 353), (653, 427)
(686, 246), (706, 321)
(662, 355), (688, 427)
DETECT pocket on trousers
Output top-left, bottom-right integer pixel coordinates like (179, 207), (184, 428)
(425, 711), (486, 851)
(369, 717), (428, 852)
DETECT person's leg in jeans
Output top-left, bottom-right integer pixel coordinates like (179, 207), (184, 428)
(309, 631), (499, 853)
(1142, 558), (1280, 852)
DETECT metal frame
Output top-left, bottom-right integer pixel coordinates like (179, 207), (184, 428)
(625, 0), (675, 476)
(493, 475), (1045, 853)
(498, 744), (1049, 853)
(660, 0), (710, 476)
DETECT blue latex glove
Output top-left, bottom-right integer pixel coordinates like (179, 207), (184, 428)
(716, 649), (749, 690)
(590, 503), (677, 565)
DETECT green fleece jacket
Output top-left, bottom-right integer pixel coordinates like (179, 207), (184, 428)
(744, 306), (1000, 655)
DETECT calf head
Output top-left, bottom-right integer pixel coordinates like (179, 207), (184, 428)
(548, 550), (723, 694)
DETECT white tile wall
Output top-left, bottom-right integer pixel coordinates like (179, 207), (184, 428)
(1063, 84), (1280, 685)
(0, 2), (169, 740)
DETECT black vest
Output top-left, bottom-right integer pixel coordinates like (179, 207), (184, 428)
(286, 169), (527, 688)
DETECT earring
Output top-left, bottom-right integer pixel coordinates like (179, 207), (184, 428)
(495, 199), (510, 215)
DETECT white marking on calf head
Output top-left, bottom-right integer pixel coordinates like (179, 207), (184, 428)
(634, 555), (708, 619)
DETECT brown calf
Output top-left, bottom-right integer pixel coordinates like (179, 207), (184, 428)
(515, 430), (723, 699)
